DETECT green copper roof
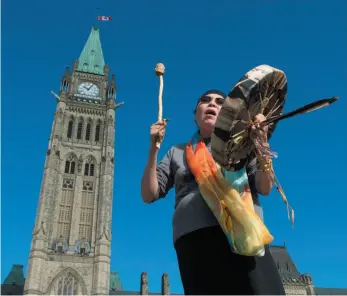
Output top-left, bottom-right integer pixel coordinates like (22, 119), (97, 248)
(110, 271), (123, 291)
(3, 264), (25, 285)
(77, 26), (105, 75)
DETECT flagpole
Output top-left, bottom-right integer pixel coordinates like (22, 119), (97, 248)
(94, 7), (100, 29)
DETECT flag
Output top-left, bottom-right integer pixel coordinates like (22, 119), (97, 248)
(98, 16), (112, 21)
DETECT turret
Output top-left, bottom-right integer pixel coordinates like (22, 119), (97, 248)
(108, 74), (116, 100)
(161, 273), (170, 295)
(60, 66), (71, 93)
(300, 273), (315, 295)
(140, 272), (148, 295)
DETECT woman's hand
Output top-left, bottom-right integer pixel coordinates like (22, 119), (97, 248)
(251, 114), (268, 145)
(150, 120), (167, 150)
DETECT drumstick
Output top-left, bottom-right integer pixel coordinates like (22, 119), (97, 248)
(260, 97), (338, 127)
(155, 63), (165, 148)
(230, 96), (338, 140)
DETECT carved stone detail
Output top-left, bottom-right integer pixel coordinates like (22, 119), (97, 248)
(33, 221), (47, 237)
(107, 115), (114, 126)
(77, 154), (83, 173)
(67, 106), (105, 116)
(51, 236), (69, 254)
(97, 225), (111, 242)
(73, 237), (91, 256)
(56, 108), (64, 119)
(73, 72), (107, 82)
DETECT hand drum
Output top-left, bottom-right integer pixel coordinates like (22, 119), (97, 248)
(211, 65), (287, 171)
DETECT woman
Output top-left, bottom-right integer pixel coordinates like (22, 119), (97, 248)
(141, 90), (285, 295)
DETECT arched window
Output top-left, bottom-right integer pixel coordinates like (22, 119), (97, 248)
(76, 121), (83, 140)
(85, 123), (91, 141)
(84, 157), (95, 177)
(65, 155), (76, 175)
(57, 272), (77, 295)
(95, 122), (101, 142)
(64, 161), (70, 174)
(47, 269), (87, 295)
(79, 181), (94, 240)
(84, 163), (89, 176)
(90, 164), (95, 177)
(67, 121), (73, 138)
(57, 179), (74, 240)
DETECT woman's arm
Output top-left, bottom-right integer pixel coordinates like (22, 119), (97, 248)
(141, 120), (174, 203)
(141, 146), (160, 203)
(141, 146), (174, 203)
(251, 114), (274, 196)
(255, 158), (274, 196)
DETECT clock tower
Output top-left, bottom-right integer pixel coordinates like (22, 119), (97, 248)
(24, 26), (117, 295)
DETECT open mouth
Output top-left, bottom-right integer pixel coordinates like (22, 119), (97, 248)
(205, 110), (217, 116)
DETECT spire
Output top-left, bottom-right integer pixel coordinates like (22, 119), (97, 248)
(109, 271), (123, 291)
(77, 26), (105, 75)
(3, 264), (25, 285)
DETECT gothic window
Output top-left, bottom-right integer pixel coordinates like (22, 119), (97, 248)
(67, 121), (73, 138)
(70, 162), (75, 174)
(64, 156), (76, 175)
(85, 123), (91, 141)
(95, 122), (101, 142)
(48, 269), (86, 295)
(65, 161), (70, 174)
(84, 157), (95, 177)
(78, 181), (94, 240)
(84, 163), (89, 176)
(76, 121), (83, 140)
(90, 164), (95, 176)
(57, 179), (74, 239)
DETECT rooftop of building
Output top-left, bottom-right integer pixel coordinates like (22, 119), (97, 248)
(2, 245), (347, 295)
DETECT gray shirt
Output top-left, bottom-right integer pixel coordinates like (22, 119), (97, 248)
(154, 140), (264, 243)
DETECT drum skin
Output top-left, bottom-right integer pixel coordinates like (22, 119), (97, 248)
(211, 65), (287, 171)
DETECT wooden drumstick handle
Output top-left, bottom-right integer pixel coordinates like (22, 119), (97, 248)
(155, 63), (165, 148)
(158, 75), (163, 122)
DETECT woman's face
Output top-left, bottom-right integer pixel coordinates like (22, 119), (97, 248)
(195, 93), (225, 134)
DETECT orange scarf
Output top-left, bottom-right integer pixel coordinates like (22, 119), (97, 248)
(186, 138), (273, 256)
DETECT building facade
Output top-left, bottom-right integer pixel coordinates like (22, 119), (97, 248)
(1, 27), (347, 296)
(23, 26), (116, 295)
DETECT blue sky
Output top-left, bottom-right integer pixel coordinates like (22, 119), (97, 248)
(2, 0), (347, 293)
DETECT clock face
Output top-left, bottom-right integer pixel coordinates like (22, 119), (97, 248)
(77, 82), (100, 97)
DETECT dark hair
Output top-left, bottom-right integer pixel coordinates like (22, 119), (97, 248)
(199, 89), (227, 99)
(193, 89), (227, 114)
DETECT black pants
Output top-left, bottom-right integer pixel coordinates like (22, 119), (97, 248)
(174, 226), (285, 295)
